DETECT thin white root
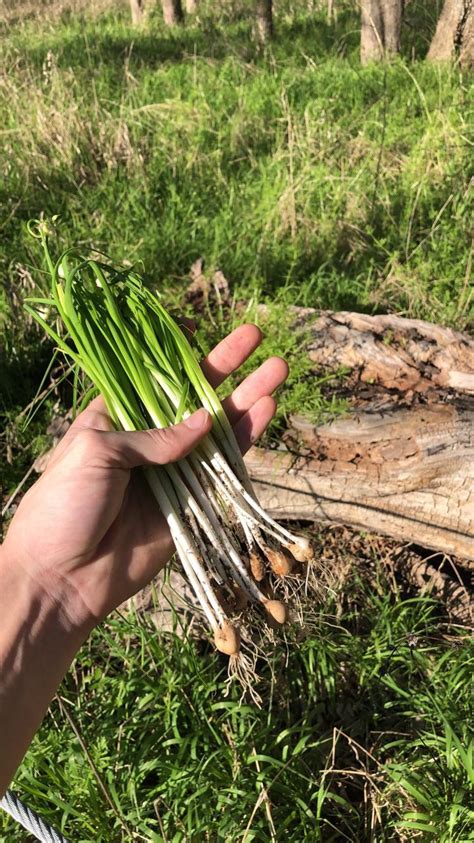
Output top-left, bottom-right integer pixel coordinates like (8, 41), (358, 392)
(226, 650), (262, 707)
(145, 467), (226, 629)
(201, 441), (304, 546)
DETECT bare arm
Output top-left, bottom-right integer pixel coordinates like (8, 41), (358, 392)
(0, 555), (92, 796)
(0, 324), (288, 795)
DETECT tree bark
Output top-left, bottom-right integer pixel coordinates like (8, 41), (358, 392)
(161, 0), (184, 26)
(361, 0), (385, 62)
(460, 1), (474, 65)
(381, 0), (403, 53)
(130, 0), (144, 25)
(360, 0), (403, 63)
(428, 0), (474, 65)
(246, 310), (474, 563)
(256, 0), (274, 43)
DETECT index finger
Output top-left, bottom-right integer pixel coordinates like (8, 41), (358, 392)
(200, 324), (262, 388)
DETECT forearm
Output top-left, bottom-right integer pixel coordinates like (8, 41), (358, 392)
(0, 547), (92, 796)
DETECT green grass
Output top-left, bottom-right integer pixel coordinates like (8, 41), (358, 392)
(2, 548), (473, 841)
(1, 2), (473, 840)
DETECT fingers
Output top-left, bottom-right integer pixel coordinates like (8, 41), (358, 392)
(200, 324), (262, 388)
(233, 396), (278, 455)
(222, 356), (288, 426)
(71, 323), (262, 431)
(43, 395), (113, 473)
(98, 408), (212, 469)
(67, 323), (282, 465)
(69, 395), (112, 432)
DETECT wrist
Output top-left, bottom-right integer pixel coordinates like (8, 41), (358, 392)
(0, 544), (93, 795)
(0, 543), (96, 644)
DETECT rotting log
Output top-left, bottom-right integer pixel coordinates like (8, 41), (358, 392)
(246, 311), (474, 563)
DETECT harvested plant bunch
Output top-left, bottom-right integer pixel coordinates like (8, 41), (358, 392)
(26, 222), (314, 691)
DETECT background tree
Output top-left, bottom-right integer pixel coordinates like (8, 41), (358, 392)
(130, 0), (144, 25)
(460, 4), (474, 65)
(428, 0), (474, 66)
(161, 0), (184, 26)
(186, 0), (198, 13)
(256, 0), (274, 43)
(360, 0), (403, 63)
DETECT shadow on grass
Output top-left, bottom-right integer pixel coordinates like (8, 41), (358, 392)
(17, 10), (360, 74)
(13, 0), (440, 76)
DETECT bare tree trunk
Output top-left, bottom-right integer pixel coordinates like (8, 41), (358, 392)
(130, 0), (144, 25)
(381, 0), (402, 53)
(256, 0), (273, 43)
(428, 0), (474, 64)
(428, 0), (464, 59)
(428, 0), (465, 60)
(185, 0), (198, 13)
(460, 3), (474, 65)
(361, 0), (386, 62)
(360, 0), (403, 63)
(161, 0), (184, 25)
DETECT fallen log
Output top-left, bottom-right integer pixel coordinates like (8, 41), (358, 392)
(246, 310), (474, 564)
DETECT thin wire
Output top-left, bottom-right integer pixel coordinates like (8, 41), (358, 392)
(0, 789), (69, 843)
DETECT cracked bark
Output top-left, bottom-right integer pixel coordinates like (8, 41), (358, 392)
(428, 0), (474, 66)
(246, 311), (474, 564)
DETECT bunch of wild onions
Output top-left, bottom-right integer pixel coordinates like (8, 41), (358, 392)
(26, 223), (313, 684)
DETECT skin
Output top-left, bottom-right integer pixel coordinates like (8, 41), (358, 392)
(0, 324), (288, 795)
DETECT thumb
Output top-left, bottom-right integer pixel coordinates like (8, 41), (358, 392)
(101, 408), (212, 469)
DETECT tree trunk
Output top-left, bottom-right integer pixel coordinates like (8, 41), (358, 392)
(360, 0), (403, 63)
(185, 0), (198, 13)
(428, 0), (474, 64)
(245, 310), (474, 563)
(161, 0), (184, 26)
(130, 0), (144, 25)
(256, 0), (273, 43)
(460, 1), (474, 65)
(361, 0), (384, 62)
(381, 0), (403, 53)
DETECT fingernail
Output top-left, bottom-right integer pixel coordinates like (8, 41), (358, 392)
(184, 408), (210, 430)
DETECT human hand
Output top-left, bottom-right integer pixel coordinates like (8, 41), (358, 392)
(1, 325), (288, 631)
